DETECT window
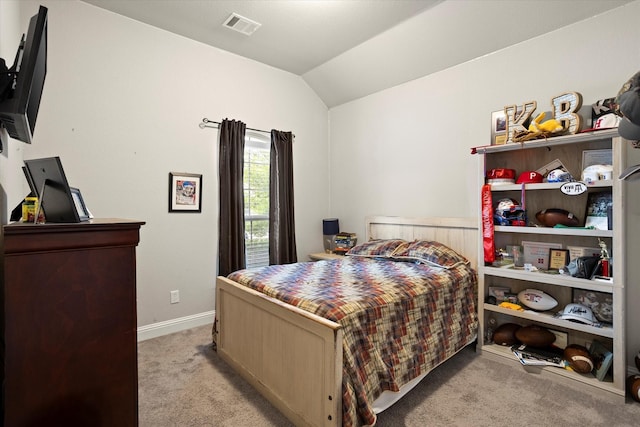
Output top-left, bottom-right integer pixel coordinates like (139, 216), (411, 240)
(244, 132), (270, 269)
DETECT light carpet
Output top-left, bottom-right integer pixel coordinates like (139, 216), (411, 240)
(138, 325), (640, 426)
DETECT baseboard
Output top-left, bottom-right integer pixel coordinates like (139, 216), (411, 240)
(137, 310), (215, 342)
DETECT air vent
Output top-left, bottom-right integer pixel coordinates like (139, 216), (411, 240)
(223, 13), (261, 36)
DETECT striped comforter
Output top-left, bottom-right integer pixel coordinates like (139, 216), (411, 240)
(227, 256), (477, 426)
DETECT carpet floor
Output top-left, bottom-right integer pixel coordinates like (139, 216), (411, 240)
(138, 325), (640, 426)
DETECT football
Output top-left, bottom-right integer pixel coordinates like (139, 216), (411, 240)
(517, 289), (558, 311)
(535, 208), (580, 227)
(564, 344), (594, 374)
(515, 325), (556, 348)
(627, 375), (640, 403)
(492, 322), (521, 346)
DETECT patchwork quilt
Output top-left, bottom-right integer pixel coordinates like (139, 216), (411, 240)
(227, 256), (477, 426)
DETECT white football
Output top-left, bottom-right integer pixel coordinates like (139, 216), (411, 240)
(517, 289), (558, 311)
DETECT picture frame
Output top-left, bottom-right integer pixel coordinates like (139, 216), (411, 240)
(589, 340), (613, 381)
(581, 149), (612, 171)
(548, 249), (570, 270)
(169, 172), (202, 213)
(572, 288), (613, 323)
(491, 110), (508, 145)
(522, 240), (562, 270)
(492, 106), (531, 145)
(70, 187), (91, 221)
(585, 191), (612, 230)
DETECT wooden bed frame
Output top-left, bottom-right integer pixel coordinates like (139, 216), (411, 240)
(214, 216), (478, 426)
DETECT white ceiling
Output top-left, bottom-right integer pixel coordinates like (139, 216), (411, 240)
(81, 0), (634, 107)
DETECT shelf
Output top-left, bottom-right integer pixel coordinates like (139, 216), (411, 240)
(480, 344), (623, 397)
(473, 129), (619, 155)
(483, 304), (614, 338)
(494, 225), (612, 237)
(477, 130), (628, 399)
(481, 266), (617, 291)
(490, 180), (612, 192)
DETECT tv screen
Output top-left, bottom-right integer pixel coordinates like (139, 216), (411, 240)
(0, 5), (47, 144)
(24, 156), (82, 223)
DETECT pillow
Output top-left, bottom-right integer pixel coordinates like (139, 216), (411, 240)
(346, 239), (407, 258)
(391, 240), (469, 268)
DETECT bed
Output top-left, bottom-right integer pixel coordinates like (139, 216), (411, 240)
(213, 216), (478, 426)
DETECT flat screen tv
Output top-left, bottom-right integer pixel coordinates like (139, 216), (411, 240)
(0, 5), (48, 145)
(24, 156), (83, 223)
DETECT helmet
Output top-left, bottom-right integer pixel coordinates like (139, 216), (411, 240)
(494, 198), (527, 226)
(516, 171), (543, 184)
(557, 303), (600, 326)
(547, 169), (573, 182)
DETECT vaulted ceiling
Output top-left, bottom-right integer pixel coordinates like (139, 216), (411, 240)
(81, 0), (633, 107)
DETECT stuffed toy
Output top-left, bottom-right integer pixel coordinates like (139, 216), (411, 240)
(513, 112), (565, 142)
(529, 112), (564, 133)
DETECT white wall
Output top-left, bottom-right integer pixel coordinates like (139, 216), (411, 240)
(329, 2), (640, 367)
(1, 0), (330, 327)
(0, 0), (27, 224)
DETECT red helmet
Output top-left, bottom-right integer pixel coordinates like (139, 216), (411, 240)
(516, 171), (543, 184)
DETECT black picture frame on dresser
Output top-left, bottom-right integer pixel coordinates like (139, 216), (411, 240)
(23, 156), (83, 223)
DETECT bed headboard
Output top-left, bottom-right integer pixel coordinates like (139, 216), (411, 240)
(365, 216), (479, 269)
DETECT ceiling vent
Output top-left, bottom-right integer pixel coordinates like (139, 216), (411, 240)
(223, 13), (261, 36)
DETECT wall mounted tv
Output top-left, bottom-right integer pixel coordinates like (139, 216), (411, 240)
(0, 5), (48, 145)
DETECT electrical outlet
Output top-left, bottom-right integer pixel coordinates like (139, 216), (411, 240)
(170, 290), (180, 304)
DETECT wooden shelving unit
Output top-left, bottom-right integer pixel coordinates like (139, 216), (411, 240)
(475, 129), (640, 400)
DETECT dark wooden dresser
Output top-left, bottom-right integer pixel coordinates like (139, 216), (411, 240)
(1, 219), (144, 426)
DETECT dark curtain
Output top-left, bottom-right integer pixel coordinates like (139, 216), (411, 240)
(269, 130), (297, 265)
(218, 119), (246, 276)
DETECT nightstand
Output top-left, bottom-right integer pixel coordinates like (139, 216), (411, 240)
(308, 252), (345, 261)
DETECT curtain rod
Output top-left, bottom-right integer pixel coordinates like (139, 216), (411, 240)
(199, 118), (295, 139)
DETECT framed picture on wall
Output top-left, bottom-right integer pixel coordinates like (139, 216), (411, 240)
(169, 172), (202, 213)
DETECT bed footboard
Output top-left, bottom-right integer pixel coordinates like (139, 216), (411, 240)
(215, 276), (343, 427)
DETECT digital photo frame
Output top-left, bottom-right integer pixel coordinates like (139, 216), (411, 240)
(23, 156), (84, 223)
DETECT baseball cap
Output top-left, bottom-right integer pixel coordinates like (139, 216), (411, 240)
(556, 303), (600, 327)
(580, 97), (621, 133)
(487, 168), (515, 185)
(516, 170), (543, 184)
(616, 71), (640, 141)
(580, 112), (621, 132)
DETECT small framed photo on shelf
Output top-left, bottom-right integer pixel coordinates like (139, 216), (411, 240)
(589, 340), (613, 381)
(585, 191), (612, 230)
(491, 110), (507, 145)
(581, 149), (612, 171)
(169, 172), (202, 213)
(70, 187), (91, 221)
(522, 241), (562, 270)
(548, 249), (570, 270)
(572, 288), (613, 323)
